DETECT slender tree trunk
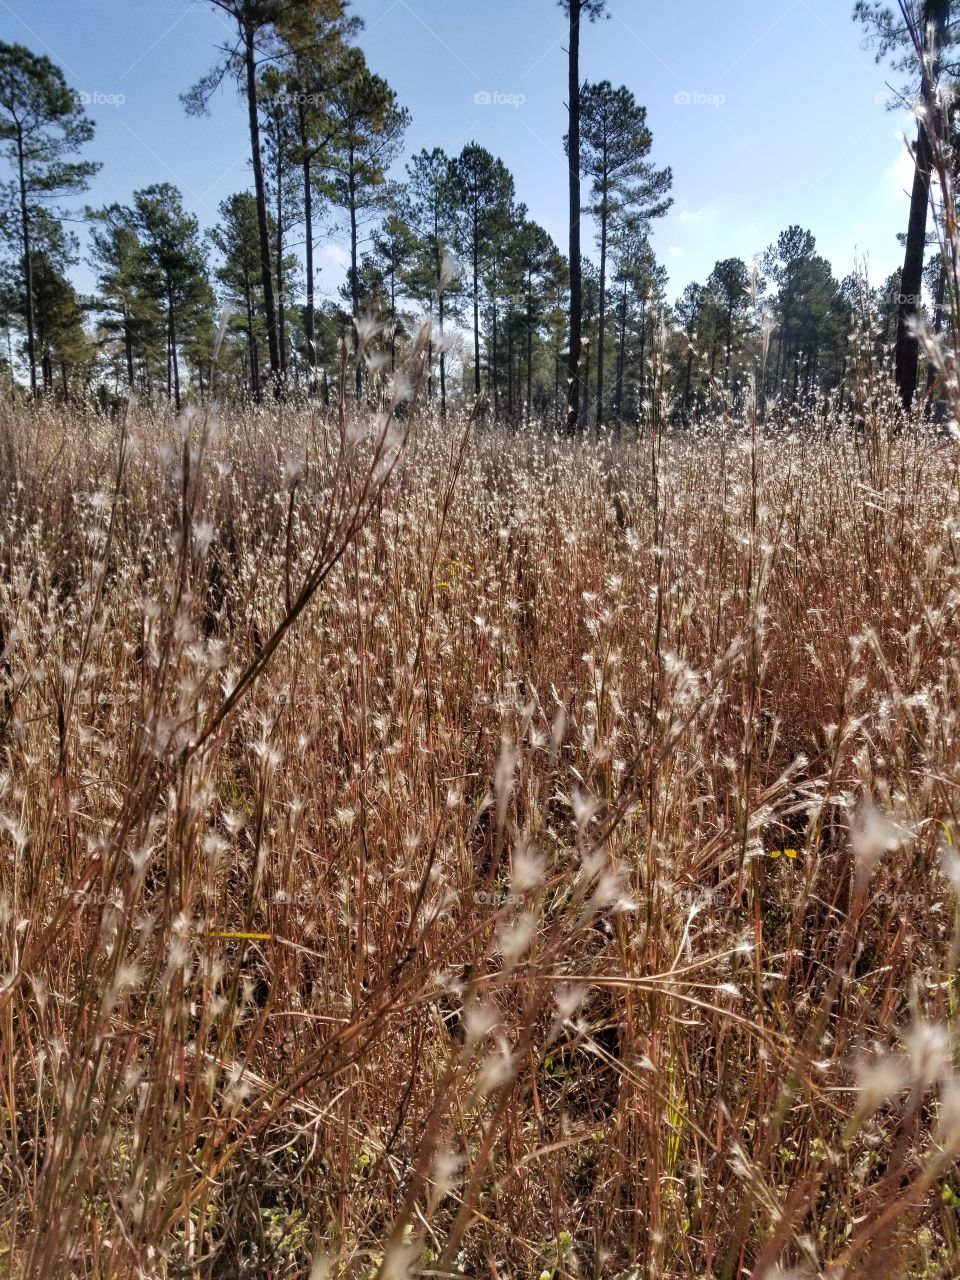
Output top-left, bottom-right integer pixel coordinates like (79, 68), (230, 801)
(773, 325), (784, 398)
(684, 310), (698, 417)
(243, 265), (259, 400)
(614, 274), (627, 425)
(304, 157), (318, 392)
(565, 0), (582, 433)
(507, 314), (514, 420)
(554, 333), (560, 426)
(472, 212), (481, 398)
(927, 259), (946, 397)
(298, 98), (318, 395)
(275, 156), (287, 379)
(168, 280), (181, 412)
(838, 353), (847, 417)
(896, 120), (932, 411)
(390, 267), (397, 372)
(434, 223), (446, 418)
(581, 328), (590, 424)
(439, 289), (447, 418)
(15, 127), (37, 398)
(638, 309), (647, 415)
(349, 148), (362, 400)
(896, 1), (948, 411)
(596, 193), (608, 428)
(123, 304), (135, 390)
(723, 300), (734, 388)
(491, 294), (499, 418)
(526, 277), (533, 427)
(243, 21), (281, 396)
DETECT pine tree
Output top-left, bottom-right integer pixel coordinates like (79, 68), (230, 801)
(280, 2), (358, 393)
(611, 228), (664, 425)
(15, 208), (92, 398)
(133, 183), (213, 411)
(706, 258), (750, 390)
(559, 0), (608, 432)
(674, 281), (705, 419)
(325, 47), (409, 399)
(0, 42), (98, 397)
(404, 148), (458, 415)
(207, 191), (270, 399)
(576, 80), (672, 426)
(184, 2), (334, 396)
(855, 0), (957, 408)
(88, 203), (160, 395)
(371, 207), (417, 372)
(514, 218), (560, 425)
(449, 143), (514, 404)
(761, 226), (845, 406)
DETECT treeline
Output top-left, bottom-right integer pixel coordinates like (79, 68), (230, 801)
(0, 0), (953, 424)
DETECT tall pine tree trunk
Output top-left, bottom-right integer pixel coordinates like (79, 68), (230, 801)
(298, 98), (318, 395)
(491, 295), (499, 418)
(596, 194), (607, 428)
(472, 213), (481, 398)
(15, 127), (37, 398)
(565, 0), (582, 433)
(554, 334), (561, 426)
(896, 0), (948, 411)
(507, 313), (514, 420)
(390, 268), (397, 372)
(168, 279), (181, 412)
(348, 150), (361, 400)
(123, 304), (134, 391)
(243, 21), (280, 397)
(275, 155), (287, 379)
(927, 259), (946, 398)
(581, 330), (591, 425)
(526, 277), (533, 427)
(439, 290), (447, 418)
(243, 265), (259, 400)
(614, 274), (627, 426)
(896, 119), (932, 410)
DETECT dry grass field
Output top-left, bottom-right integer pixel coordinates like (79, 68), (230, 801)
(2, 366), (960, 1278)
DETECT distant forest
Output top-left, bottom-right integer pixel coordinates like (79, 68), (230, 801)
(0, 0), (956, 426)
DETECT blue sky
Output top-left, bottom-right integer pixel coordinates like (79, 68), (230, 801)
(0, 0), (915, 306)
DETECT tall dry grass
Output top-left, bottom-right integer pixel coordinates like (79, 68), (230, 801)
(1, 337), (960, 1279)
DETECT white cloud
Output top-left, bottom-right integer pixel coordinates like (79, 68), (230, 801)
(669, 246), (685, 258)
(317, 242), (351, 270)
(678, 207), (713, 225)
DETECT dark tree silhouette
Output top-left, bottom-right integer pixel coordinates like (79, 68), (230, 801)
(560, 0), (607, 432)
(0, 42), (97, 397)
